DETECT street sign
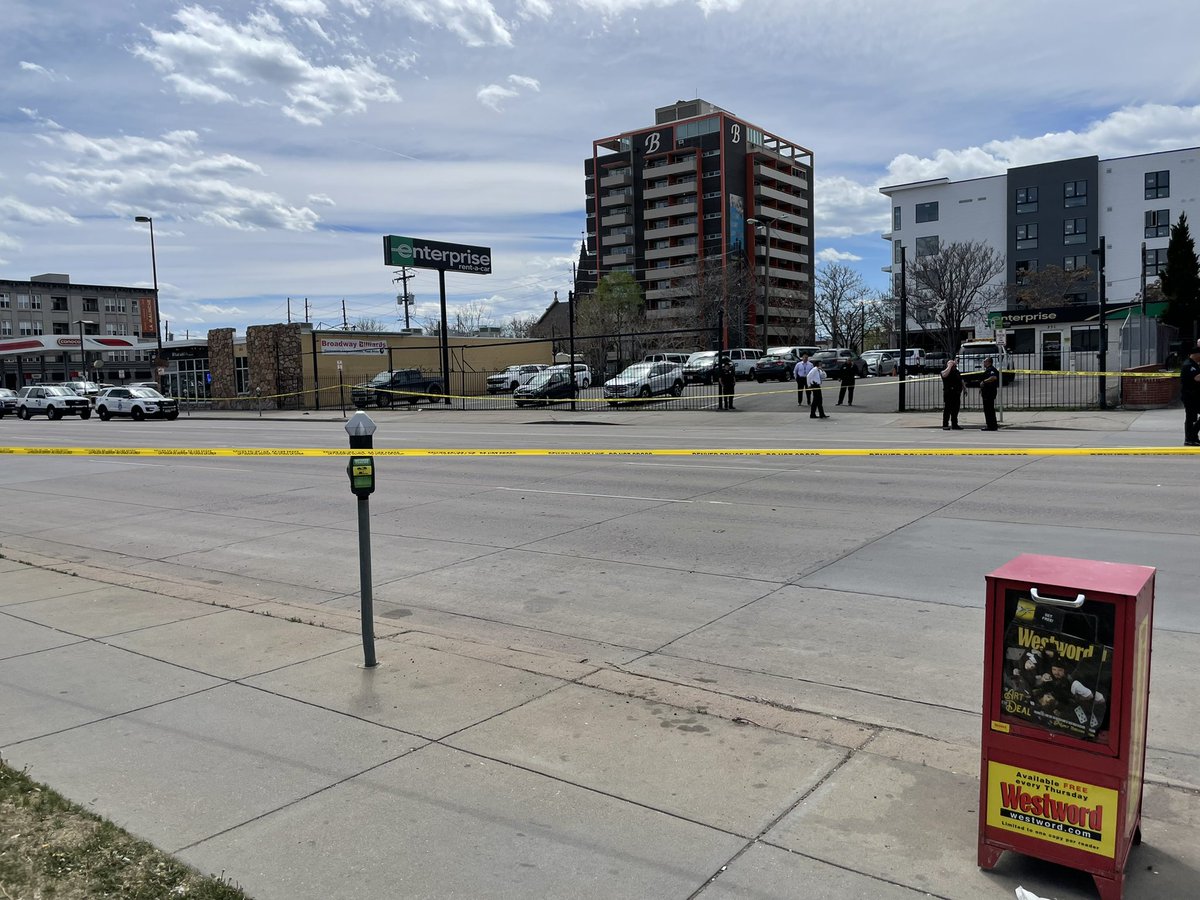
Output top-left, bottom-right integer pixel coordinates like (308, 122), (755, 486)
(383, 235), (491, 275)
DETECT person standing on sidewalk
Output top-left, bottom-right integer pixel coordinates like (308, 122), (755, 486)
(1181, 346), (1200, 446)
(717, 356), (737, 410)
(979, 357), (1000, 431)
(836, 360), (857, 406)
(808, 360), (829, 419)
(940, 357), (964, 430)
(793, 353), (813, 408)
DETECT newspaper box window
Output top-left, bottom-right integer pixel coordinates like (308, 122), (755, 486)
(978, 554), (1154, 900)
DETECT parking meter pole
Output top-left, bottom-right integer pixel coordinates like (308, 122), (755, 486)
(356, 494), (376, 668)
(345, 411), (378, 668)
(568, 289), (577, 412)
(339, 371), (346, 417)
(438, 269), (452, 406)
(898, 246), (908, 413)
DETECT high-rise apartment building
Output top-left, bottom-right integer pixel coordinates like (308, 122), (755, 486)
(584, 100), (815, 345)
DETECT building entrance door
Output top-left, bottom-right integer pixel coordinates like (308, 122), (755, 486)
(1041, 331), (1063, 371)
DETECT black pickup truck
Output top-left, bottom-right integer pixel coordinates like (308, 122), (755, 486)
(351, 369), (445, 407)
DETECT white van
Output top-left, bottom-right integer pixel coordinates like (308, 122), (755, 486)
(957, 340), (1013, 385)
(724, 347), (763, 379)
(642, 352), (692, 367)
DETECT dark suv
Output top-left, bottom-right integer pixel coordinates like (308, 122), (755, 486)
(811, 348), (867, 378)
(352, 369), (445, 407)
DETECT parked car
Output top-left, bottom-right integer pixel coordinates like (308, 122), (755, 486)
(957, 340), (1015, 385)
(351, 369), (445, 407)
(767, 345), (820, 360)
(683, 351), (721, 384)
(861, 350), (896, 377)
(724, 347), (764, 379)
(603, 362), (685, 405)
(811, 348), (868, 378)
(93, 386), (179, 421)
(39, 380), (100, 399)
(514, 369), (578, 407)
(15, 385), (92, 419)
(924, 351), (949, 372)
(546, 363), (592, 388)
(486, 364), (548, 393)
(128, 381), (165, 392)
(754, 352), (798, 382)
(0, 387), (18, 417)
(641, 352), (691, 367)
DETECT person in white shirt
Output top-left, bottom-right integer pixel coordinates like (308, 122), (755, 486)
(792, 353), (813, 407)
(807, 361), (829, 419)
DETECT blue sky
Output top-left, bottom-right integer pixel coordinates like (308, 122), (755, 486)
(3, 0), (1199, 336)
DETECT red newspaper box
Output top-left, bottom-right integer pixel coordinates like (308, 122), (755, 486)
(979, 554), (1154, 900)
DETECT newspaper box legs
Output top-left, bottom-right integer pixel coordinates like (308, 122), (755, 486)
(978, 554), (1154, 900)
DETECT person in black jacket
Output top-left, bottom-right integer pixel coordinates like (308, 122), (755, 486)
(717, 356), (737, 410)
(836, 360), (857, 406)
(1182, 346), (1200, 445)
(940, 357), (963, 430)
(979, 357), (1000, 431)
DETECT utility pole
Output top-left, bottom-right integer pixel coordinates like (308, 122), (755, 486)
(899, 245), (908, 412)
(305, 298), (310, 323)
(287, 297), (291, 324)
(1092, 239), (1108, 409)
(393, 267), (416, 329)
(342, 298), (348, 330)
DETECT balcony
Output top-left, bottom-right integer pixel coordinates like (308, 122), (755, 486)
(601, 189), (633, 208)
(601, 210), (632, 228)
(753, 162), (808, 191)
(754, 183), (803, 207)
(602, 247), (635, 267)
(643, 181), (696, 201)
(645, 243), (698, 262)
(645, 222), (698, 240)
(600, 170), (632, 188)
(644, 200), (696, 221)
(642, 157), (696, 179)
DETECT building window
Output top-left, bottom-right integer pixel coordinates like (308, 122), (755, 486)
(0, 293), (8, 308)
(702, 170), (720, 179)
(915, 202), (939, 223)
(703, 211), (721, 220)
(893, 240), (903, 264)
(0, 320), (11, 336)
(1145, 170), (1170, 200)
(16, 294), (31, 309)
(1015, 187), (1038, 214)
(52, 322), (70, 335)
(1016, 224), (1038, 250)
(1014, 259), (1038, 285)
(83, 298), (98, 312)
(702, 191), (720, 199)
(1071, 326), (1100, 352)
(1064, 180), (1088, 207)
(893, 206), (901, 231)
(1063, 255), (1089, 271)
(915, 235), (940, 257)
(19, 320), (44, 336)
(1064, 218), (1088, 244)
(52, 296), (68, 311)
(1144, 247), (1167, 278)
(1144, 209), (1170, 239)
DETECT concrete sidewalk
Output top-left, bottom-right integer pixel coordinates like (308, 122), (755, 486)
(2, 549), (1196, 900)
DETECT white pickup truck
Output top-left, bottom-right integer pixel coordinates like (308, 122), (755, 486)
(957, 340), (1014, 385)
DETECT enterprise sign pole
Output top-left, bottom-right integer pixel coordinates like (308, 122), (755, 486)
(384, 235), (492, 407)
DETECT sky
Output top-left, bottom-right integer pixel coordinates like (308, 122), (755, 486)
(3, 0), (1200, 337)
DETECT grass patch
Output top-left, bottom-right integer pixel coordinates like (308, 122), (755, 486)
(0, 756), (251, 899)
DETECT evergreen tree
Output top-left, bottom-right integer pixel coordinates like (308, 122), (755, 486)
(1160, 212), (1200, 345)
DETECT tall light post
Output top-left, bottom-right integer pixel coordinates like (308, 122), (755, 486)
(73, 319), (94, 381)
(134, 215), (165, 385)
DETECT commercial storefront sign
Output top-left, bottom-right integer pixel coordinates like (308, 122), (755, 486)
(383, 235), (491, 275)
(318, 338), (387, 355)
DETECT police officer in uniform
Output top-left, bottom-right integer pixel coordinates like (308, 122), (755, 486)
(1182, 345), (1200, 445)
(717, 355), (737, 410)
(979, 357), (1000, 431)
(940, 357), (964, 430)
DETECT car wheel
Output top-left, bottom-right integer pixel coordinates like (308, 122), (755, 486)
(608, 401), (619, 407)
(18, 406), (29, 419)
(375, 394), (388, 408)
(79, 409), (91, 420)
(638, 385), (651, 399)
(425, 385), (442, 404)
(509, 381), (519, 392)
(670, 380), (683, 397)
(755, 376), (764, 383)
(97, 406), (111, 421)
(515, 401), (526, 408)
(47, 405), (61, 420)
(166, 411), (178, 420)
(131, 406), (145, 421)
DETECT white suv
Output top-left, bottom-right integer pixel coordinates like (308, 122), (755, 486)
(957, 341), (1013, 385)
(16, 385), (93, 419)
(486, 364), (547, 393)
(603, 361), (685, 405)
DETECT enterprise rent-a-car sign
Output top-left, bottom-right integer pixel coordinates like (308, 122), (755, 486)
(383, 235), (491, 275)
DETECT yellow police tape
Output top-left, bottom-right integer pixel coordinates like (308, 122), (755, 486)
(1, 446), (1195, 458)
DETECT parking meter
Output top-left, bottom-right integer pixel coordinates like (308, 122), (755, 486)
(347, 456), (375, 496)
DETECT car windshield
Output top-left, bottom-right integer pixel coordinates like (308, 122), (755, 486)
(525, 372), (552, 387)
(44, 386), (73, 396)
(962, 344), (1001, 355)
(368, 372), (393, 384)
(812, 352), (838, 362)
(764, 354), (793, 363)
(618, 363), (654, 377)
(130, 388), (165, 398)
(687, 352), (717, 364)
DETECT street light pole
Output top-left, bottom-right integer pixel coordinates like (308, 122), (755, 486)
(746, 217), (772, 351)
(134, 216), (165, 386)
(73, 319), (94, 381)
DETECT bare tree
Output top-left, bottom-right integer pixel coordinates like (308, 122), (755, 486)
(814, 263), (872, 349)
(503, 314), (539, 338)
(1008, 264), (1093, 309)
(575, 272), (646, 374)
(417, 299), (493, 336)
(907, 240), (1006, 353)
(350, 316), (389, 332)
(673, 255), (757, 349)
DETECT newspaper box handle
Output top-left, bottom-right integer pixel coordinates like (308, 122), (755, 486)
(1030, 587), (1086, 608)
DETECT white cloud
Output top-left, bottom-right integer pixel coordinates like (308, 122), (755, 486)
(132, 5), (399, 125)
(816, 248), (862, 263)
(273, 0), (329, 15)
(477, 73), (540, 111)
(383, 0), (513, 47)
(27, 124), (320, 232)
(19, 61), (67, 81)
(0, 195), (80, 226)
(307, 193), (336, 206)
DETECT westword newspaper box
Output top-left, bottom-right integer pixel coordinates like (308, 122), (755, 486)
(978, 554), (1154, 900)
